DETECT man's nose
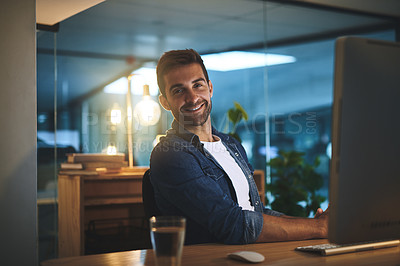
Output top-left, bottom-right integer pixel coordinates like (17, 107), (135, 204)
(185, 88), (199, 104)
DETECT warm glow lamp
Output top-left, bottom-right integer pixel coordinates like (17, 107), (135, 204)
(106, 145), (117, 155)
(125, 77), (162, 168)
(110, 107), (122, 125)
(106, 103), (122, 155)
(134, 84), (161, 126)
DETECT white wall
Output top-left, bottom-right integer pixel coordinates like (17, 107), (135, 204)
(0, 0), (37, 265)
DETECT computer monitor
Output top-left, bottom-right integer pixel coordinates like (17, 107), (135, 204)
(329, 36), (400, 244)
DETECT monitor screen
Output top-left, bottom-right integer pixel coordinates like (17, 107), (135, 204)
(329, 36), (400, 244)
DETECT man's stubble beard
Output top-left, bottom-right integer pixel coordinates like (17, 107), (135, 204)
(180, 100), (212, 127)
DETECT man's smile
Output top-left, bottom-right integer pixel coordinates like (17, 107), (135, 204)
(181, 101), (206, 114)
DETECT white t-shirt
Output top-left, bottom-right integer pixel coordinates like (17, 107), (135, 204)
(201, 137), (254, 211)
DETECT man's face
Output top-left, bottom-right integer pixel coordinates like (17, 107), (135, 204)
(159, 63), (213, 128)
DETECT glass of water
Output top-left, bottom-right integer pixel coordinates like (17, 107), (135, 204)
(149, 216), (186, 266)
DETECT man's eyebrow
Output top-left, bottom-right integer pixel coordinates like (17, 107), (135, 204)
(192, 78), (206, 83)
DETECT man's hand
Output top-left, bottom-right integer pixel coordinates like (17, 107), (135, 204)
(314, 206), (329, 238)
(314, 206), (329, 219)
(256, 206), (330, 243)
(314, 208), (324, 218)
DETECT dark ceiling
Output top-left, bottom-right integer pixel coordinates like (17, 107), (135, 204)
(36, 0), (400, 113)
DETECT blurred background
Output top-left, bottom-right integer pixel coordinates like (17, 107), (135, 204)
(36, 0), (399, 262)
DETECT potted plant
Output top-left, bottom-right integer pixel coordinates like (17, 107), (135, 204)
(226, 101), (248, 142)
(267, 150), (326, 217)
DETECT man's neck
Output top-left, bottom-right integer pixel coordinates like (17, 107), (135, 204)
(180, 119), (214, 142)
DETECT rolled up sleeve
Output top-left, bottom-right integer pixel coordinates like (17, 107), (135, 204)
(263, 208), (284, 217)
(240, 210), (263, 244)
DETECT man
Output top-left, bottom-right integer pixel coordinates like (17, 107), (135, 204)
(150, 49), (328, 245)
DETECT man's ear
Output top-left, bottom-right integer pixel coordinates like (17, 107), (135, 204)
(208, 80), (213, 98)
(159, 94), (171, 111)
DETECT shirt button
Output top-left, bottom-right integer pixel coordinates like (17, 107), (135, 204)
(235, 152), (239, 156)
(255, 201), (259, 206)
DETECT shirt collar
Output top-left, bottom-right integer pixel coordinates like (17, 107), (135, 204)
(167, 120), (229, 151)
(169, 120), (199, 144)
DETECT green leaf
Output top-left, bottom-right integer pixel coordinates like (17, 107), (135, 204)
(268, 149), (326, 217)
(234, 101), (248, 121)
(228, 108), (240, 125)
(313, 156), (321, 167)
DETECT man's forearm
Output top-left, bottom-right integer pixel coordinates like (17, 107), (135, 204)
(255, 214), (327, 243)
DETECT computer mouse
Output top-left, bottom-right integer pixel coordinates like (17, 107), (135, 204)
(227, 251), (265, 263)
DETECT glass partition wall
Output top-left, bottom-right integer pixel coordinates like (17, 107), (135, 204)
(264, 30), (395, 202)
(37, 29), (58, 262)
(36, 1), (398, 263)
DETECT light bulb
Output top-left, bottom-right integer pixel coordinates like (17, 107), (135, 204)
(110, 109), (121, 125)
(134, 85), (161, 126)
(106, 145), (117, 155)
(134, 96), (161, 126)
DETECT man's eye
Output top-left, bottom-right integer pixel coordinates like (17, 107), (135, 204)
(193, 83), (202, 88)
(173, 88), (183, 95)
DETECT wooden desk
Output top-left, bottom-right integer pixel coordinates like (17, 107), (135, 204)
(58, 168), (148, 258)
(42, 239), (400, 265)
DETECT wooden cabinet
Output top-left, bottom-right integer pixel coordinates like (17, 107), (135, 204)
(58, 168), (148, 258)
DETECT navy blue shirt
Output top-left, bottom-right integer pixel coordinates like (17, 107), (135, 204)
(150, 120), (282, 244)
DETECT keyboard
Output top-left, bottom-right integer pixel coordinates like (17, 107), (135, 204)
(295, 239), (400, 256)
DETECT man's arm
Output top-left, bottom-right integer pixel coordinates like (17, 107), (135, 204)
(255, 208), (328, 242)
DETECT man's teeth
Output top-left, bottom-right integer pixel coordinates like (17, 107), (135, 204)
(187, 105), (202, 111)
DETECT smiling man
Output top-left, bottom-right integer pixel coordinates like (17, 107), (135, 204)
(150, 49), (328, 245)
(158, 62), (213, 139)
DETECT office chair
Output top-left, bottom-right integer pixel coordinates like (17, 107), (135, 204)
(142, 169), (161, 219)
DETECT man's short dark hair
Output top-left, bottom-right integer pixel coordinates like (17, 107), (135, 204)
(156, 49), (209, 96)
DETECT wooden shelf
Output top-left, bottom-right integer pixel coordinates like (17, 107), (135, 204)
(58, 167), (148, 258)
(84, 173), (144, 181)
(84, 196), (142, 206)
